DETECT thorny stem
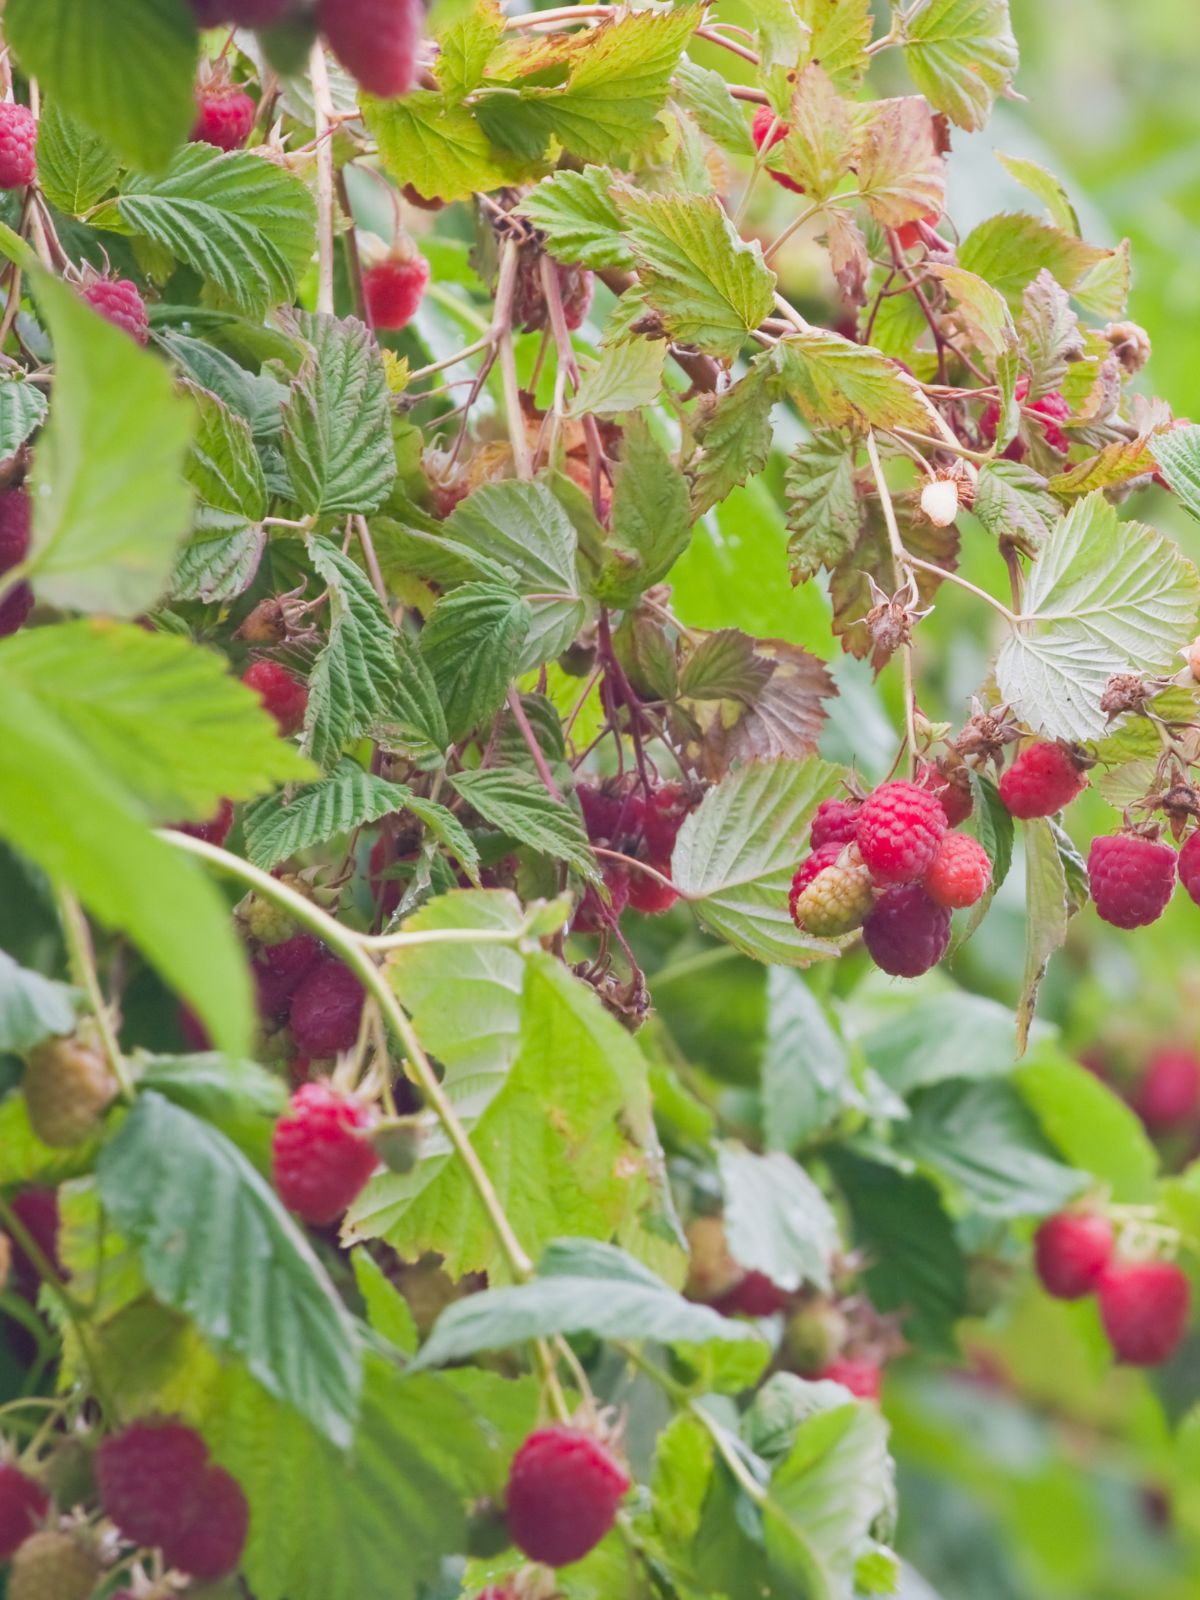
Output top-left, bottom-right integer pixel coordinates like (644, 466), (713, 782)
(865, 430), (920, 775)
(309, 42), (337, 317)
(54, 887), (135, 1102)
(506, 686), (566, 803)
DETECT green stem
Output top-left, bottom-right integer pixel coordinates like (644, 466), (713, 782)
(53, 887), (135, 1102)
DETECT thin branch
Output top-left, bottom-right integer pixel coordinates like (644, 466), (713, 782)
(905, 554), (1018, 625)
(506, 686), (565, 803)
(54, 888), (134, 1101)
(865, 430), (919, 773)
(309, 41), (336, 317)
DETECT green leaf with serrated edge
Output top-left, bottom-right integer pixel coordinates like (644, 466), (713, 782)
(373, 630), (450, 771)
(137, 1052), (287, 1121)
(971, 460), (1059, 554)
(1048, 436), (1162, 497)
(1015, 1046), (1157, 1204)
(792, 0), (873, 87)
(719, 1143), (838, 1293)
(689, 353), (781, 519)
(1016, 815), (1070, 1053)
(1152, 425), (1200, 522)
(1073, 237), (1131, 319)
(785, 431), (861, 579)
(854, 96), (946, 228)
(450, 768), (601, 887)
(0, 251), (194, 617)
(995, 492), (1200, 742)
(419, 583), (530, 741)
(171, 516), (264, 604)
(0, 1093), (96, 1186)
(928, 265), (1015, 359)
(163, 330), (290, 438)
(349, 951), (652, 1279)
(36, 102), (120, 215)
(775, 330), (936, 434)
(773, 66), (854, 201)
(244, 758), (478, 879)
(678, 630), (774, 703)
(110, 146), (316, 316)
(673, 61), (754, 156)
(1017, 268), (1084, 399)
(995, 150), (1080, 235)
(613, 187), (776, 361)
(433, 0), (504, 96)
(184, 382), (267, 520)
(0, 378), (47, 462)
(597, 416), (691, 605)
(957, 213), (1110, 308)
(672, 757), (845, 965)
(761, 968), (863, 1149)
(756, 0), (809, 72)
(566, 339), (666, 419)
(517, 166), (632, 271)
(414, 1238), (766, 1369)
(861, 991), (1031, 1097)
(1092, 687), (1197, 766)
(281, 313), (395, 518)
(0, 621), (311, 823)
(0, 951), (76, 1052)
(7, 0), (196, 172)
(352, 1248), (418, 1354)
(902, 0), (1019, 131)
(99, 1092), (361, 1446)
(828, 1149), (966, 1352)
(970, 771), (1014, 892)
(366, 91), (534, 205)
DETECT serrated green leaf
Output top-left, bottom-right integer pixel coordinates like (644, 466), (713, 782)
(0, 377), (48, 463)
(1048, 435), (1162, 497)
(793, 0), (874, 88)
(756, 0), (810, 73)
(0, 951), (76, 1052)
(137, 1051), (288, 1122)
(352, 1248), (418, 1354)
(434, 0), (505, 96)
(995, 150), (1080, 236)
(1152, 424), (1200, 523)
(171, 515), (264, 604)
(450, 767), (601, 886)
(1073, 237), (1131, 319)
(902, 0), (1019, 131)
(597, 416), (691, 604)
(36, 102), (120, 215)
(773, 66), (855, 201)
(677, 629), (774, 703)
(1015, 1046), (1157, 1205)
(854, 95), (946, 228)
(776, 329), (935, 434)
(785, 431), (861, 580)
(1017, 268), (1084, 399)
(567, 338), (666, 419)
(184, 382), (267, 520)
(281, 313), (395, 518)
(7, 0), (196, 172)
(861, 990), (1028, 1097)
(689, 353), (781, 519)
(929, 264), (1015, 358)
(958, 212), (1110, 308)
(1017, 816), (1070, 1052)
(971, 459), (1059, 554)
(0, 1091), (96, 1186)
(419, 582), (531, 741)
(518, 166), (632, 271)
(719, 1143), (839, 1293)
(674, 61), (755, 156)
(761, 968), (863, 1149)
(99, 1092), (362, 1445)
(366, 91), (531, 205)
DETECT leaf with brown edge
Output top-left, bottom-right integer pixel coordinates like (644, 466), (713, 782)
(829, 506), (959, 666)
(854, 96), (946, 229)
(1048, 435), (1163, 497)
(776, 329), (935, 435)
(697, 642), (836, 779)
(1016, 269), (1084, 399)
(773, 66), (854, 202)
(822, 209), (869, 305)
(677, 629), (775, 704)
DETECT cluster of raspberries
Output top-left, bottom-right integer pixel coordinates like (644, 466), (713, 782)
(574, 776), (699, 930)
(790, 781), (991, 978)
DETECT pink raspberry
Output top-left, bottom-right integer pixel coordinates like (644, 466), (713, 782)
(1034, 1211), (1114, 1300)
(0, 485), (33, 639)
(176, 797), (235, 847)
(573, 862), (630, 933)
(982, 377), (1071, 455)
(81, 278), (150, 344)
(161, 1463), (249, 1580)
(0, 103), (37, 190)
(626, 860), (678, 916)
(751, 105), (804, 193)
(642, 781), (695, 859)
(252, 932), (323, 1021)
(242, 659), (308, 735)
(506, 1427), (631, 1568)
(855, 781), (947, 886)
(712, 1270), (790, 1318)
(0, 1464), (48, 1561)
(96, 1419), (209, 1548)
(862, 884), (951, 977)
(272, 1081), (376, 1224)
(790, 845), (874, 936)
(1097, 1259), (1191, 1366)
(1131, 1047), (1200, 1132)
(923, 832), (991, 909)
(810, 797), (862, 850)
(998, 741), (1087, 819)
(317, 0), (422, 98)
(287, 960), (365, 1056)
(815, 1356), (883, 1401)
(363, 250), (430, 330)
(192, 87), (256, 150)
(895, 211), (941, 250)
(788, 841), (841, 924)
(1178, 830), (1200, 904)
(1088, 833), (1176, 929)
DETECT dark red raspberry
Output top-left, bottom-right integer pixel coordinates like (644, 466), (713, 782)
(713, 1270), (790, 1318)
(1097, 1260), (1191, 1366)
(916, 760), (973, 826)
(82, 278), (150, 344)
(512, 256), (595, 333)
(576, 779), (645, 845)
(97, 1419), (209, 1548)
(982, 377), (1071, 456)
(1088, 833), (1176, 929)
(862, 884), (951, 977)
(923, 832), (991, 909)
(815, 1357), (883, 1401)
(363, 250), (430, 330)
(190, 0), (294, 23)
(1131, 1048), (1200, 1132)
(1178, 831), (1200, 905)
(642, 781), (693, 859)
(0, 103), (37, 190)
(242, 659), (308, 736)
(162, 1463), (249, 1580)
(0, 1464), (48, 1561)
(8, 1188), (63, 1298)
(751, 105), (803, 193)
(252, 931), (323, 1020)
(287, 960), (365, 1056)
(177, 797), (235, 847)
(998, 741), (1087, 819)
(0, 578), (32, 637)
(317, 0), (422, 98)
(1034, 1210), (1113, 1300)
(177, 1002), (211, 1052)
(192, 88), (256, 150)
(573, 862), (630, 933)
(627, 860), (678, 915)
(856, 781), (947, 885)
(272, 1081), (376, 1224)
(0, 487), (31, 569)
(810, 797), (862, 850)
(506, 1427), (631, 1568)
(788, 841), (841, 924)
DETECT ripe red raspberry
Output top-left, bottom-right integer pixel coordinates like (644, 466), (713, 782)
(8, 1188), (63, 1298)
(576, 779), (645, 846)
(923, 832), (991, 910)
(190, 0), (294, 23)
(23, 1034), (118, 1147)
(0, 1464), (48, 1561)
(982, 377), (1071, 456)
(916, 760), (973, 826)
(242, 659), (308, 736)
(751, 105), (804, 193)
(0, 484), (33, 638)
(287, 960), (365, 1056)
(81, 278), (150, 344)
(862, 884), (951, 978)
(192, 87), (256, 150)
(998, 741), (1087, 819)
(317, 0), (422, 98)
(0, 104), (37, 190)
(855, 781), (947, 885)
(1097, 1259), (1191, 1366)
(252, 931), (323, 1020)
(506, 1427), (631, 1568)
(815, 1356), (883, 1401)
(713, 1270), (790, 1318)
(627, 860), (678, 915)
(1033, 1210), (1113, 1300)
(0, 578), (32, 637)
(642, 781), (695, 857)
(7, 1529), (99, 1600)
(573, 862), (630, 933)
(810, 796), (862, 850)
(1131, 1047), (1200, 1132)
(790, 845), (874, 936)
(162, 1463), (249, 1580)
(1178, 830), (1200, 905)
(512, 256), (595, 333)
(97, 1418), (209, 1548)
(177, 797), (235, 846)
(363, 249), (430, 330)
(1088, 833), (1176, 929)
(272, 1080), (376, 1224)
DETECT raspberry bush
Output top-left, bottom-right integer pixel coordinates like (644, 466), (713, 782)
(1, 4), (1200, 1599)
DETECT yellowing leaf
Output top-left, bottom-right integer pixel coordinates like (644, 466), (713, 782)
(854, 96), (946, 228)
(776, 329), (936, 435)
(902, 0), (1019, 132)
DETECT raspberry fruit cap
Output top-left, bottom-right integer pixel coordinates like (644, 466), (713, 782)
(789, 845), (874, 936)
(1033, 1210), (1114, 1300)
(1096, 1259), (1191, 1366)
(998, 741), (1087, 819)
(810, 796), (862, 850)
(7, 1529), (100, 1600)
(0, 1463), (48, 1561)
(162, 1463), (249, 1580)
(862, 884), (951, 978)
(316, 0), (423, 98)
(242, 659), (309, 736)
(1088, 833), (1176, 929)
(23, 1034), (119, 1148)
(1131, 1047), (1200, 1132)
(0, 103), (37, 190)
(923, 832), (991, 910)
(855, 781), (947, 886)
(97, 1417), (210, 1548)
(192, 87), (257, 150)
(272, 1080), (377, 1224)
(751, 105), (805, 193)
(506, 1426), (631, 1568)
(287, 960), (365, 1056)
(81, 278), (150, 344)
(815, 1356), (883, 1401)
